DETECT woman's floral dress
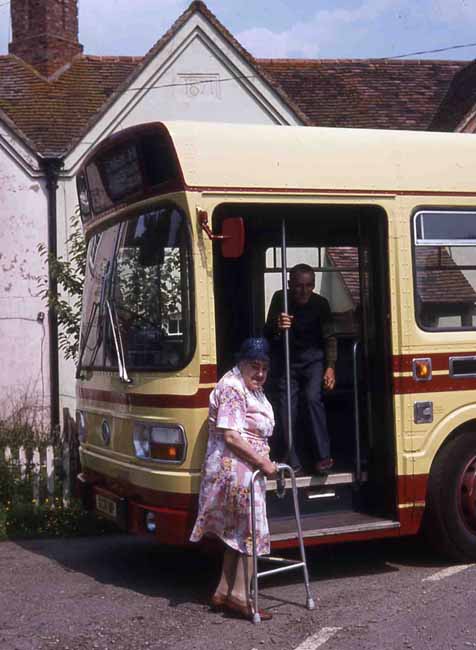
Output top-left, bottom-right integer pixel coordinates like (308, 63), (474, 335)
(190, 366), (275, 555)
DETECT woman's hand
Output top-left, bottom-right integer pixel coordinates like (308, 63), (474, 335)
(260, 458), (278, 479)
(223, 430), (277, 477)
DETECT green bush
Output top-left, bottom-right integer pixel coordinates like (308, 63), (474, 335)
(0, 498), (116, 540)
(0, 424), (115, 539)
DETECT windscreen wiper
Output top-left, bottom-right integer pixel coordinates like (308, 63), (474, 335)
(106, 299), (132, 384)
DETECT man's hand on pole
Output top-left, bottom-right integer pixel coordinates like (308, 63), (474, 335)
(277, 312), (294, 330)
(323, 367), (336, 391)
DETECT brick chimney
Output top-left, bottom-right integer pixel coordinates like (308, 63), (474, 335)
(9, 0), (83, 78)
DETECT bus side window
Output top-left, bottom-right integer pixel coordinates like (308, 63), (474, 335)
(413, 210), (476, 331)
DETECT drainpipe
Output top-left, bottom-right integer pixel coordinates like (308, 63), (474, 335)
(41, 157), (63, 433)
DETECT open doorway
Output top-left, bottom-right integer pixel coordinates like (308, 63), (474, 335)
(212, 202), (396, 522)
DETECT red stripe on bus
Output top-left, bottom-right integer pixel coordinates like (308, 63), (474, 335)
(393, 374), (476, 394)
(78, 386), (212, 408)
(78, 364), (217, 408)
(397, 473), (428, 504)
(186, 184), (476, 198)
(199, 364), (217, 382)
(392, 352), (476, 373)
(83, 469), (198, 510)
(391, 353), (476, 393)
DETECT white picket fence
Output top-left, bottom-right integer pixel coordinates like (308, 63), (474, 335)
(1, 433), (77, 507)
(3, 445), (72, 506)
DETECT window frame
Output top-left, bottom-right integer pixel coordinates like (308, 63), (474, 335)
(411, 207), (476, 333)
(79, 201), (196, 373)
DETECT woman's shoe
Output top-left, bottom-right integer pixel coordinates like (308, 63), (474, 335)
(209, 592), (228, 611)
(225, 595), (272, 621)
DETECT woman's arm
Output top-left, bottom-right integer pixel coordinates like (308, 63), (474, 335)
(223, 430), (277, 478)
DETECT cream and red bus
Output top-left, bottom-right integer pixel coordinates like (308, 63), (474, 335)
(75, 121), (476, 560)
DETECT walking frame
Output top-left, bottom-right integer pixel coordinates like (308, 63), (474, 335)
(250, 464), (315, 624)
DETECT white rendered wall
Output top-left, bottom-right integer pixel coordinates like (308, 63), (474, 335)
(118, 36), (279, 129)
(0, 147), (49, 427)
(57, 14), (303, 414)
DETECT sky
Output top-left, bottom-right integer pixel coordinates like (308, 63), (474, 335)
(1, 0), (476, 61)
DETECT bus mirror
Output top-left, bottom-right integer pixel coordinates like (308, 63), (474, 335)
(221, 217), (245, 259)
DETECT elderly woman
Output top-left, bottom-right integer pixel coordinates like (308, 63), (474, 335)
(190, 337), (277, 621)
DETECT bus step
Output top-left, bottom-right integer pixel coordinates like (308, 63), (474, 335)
(269, 510), (400, 542)
(266, 481), (355, 518)
(266, 470), (367, 492)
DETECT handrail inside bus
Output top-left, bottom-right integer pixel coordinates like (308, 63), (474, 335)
(280, 218), (294, 466)
(352, 340), (362, 484)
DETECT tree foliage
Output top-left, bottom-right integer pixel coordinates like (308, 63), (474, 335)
(37, 210), (86, 362)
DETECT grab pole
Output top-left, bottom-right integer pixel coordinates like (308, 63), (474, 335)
(281, 218), (293, 464)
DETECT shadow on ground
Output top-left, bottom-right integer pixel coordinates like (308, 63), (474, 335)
(11, 529), (451, 611)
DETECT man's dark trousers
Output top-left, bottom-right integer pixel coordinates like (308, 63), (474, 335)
(277, 347), (330, 468)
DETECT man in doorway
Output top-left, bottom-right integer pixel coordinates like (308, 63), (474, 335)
(264, 263), (336, 474)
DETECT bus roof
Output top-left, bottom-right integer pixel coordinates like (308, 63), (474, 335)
(162, 120), (476, 196)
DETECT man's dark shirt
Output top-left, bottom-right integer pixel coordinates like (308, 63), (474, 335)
(264, 290), (337, 368)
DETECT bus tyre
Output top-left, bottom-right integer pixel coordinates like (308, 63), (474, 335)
(425, 433), (476, 562)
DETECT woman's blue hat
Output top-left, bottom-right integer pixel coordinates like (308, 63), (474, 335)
(236, 337), (270, 363)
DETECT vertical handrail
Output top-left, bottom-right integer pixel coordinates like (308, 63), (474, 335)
(352, 340), (362, 483)
(281, 218), (293, 463)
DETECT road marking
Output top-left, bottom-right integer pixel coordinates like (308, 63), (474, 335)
(294, 627), (342, 650)
(423, 564), (474, 582)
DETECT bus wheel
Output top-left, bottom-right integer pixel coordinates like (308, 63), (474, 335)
(425, 433), (476, 562)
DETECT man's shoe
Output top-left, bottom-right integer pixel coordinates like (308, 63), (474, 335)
(291, 466), (305, 478)
(315, 458), (334, 475)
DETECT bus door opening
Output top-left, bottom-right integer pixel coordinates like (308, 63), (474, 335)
(212, 204), (396, 523)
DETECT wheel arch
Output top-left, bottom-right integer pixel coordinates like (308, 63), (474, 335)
(423, 419), (476, 561)
(428, 417), (476, 475)
(414, 404), (476, 480)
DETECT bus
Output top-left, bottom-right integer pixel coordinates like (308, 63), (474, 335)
(75, 120), (476, 560)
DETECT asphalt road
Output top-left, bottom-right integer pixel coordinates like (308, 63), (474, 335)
(0, 534), (474, 650)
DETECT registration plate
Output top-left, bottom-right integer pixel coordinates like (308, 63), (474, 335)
(95, 494), (117, 519)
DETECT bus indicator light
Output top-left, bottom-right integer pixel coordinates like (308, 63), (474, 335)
(413, 358), (432, 381)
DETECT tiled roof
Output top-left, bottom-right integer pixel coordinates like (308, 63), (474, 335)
(0, 0), (469, 157)
(0, 54), (140, 156)
(326, 247), (360, 305)
(415, 247), (476, 303)
(258, 58), (466, 130)
(429, 60), (476, 132)
(326, 246), (476, 308)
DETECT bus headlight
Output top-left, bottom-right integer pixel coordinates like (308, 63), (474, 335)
(133, 424), (150, 459)
(133, 423), (187, 463)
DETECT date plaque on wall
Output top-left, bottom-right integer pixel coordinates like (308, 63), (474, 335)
(176, 73), (222, 100)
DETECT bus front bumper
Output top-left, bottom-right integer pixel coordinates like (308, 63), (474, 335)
(77, 472), (196, 545)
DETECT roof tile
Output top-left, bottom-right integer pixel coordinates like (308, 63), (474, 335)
(258, 58), (466, 130)
(0, 3), (470, 157)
